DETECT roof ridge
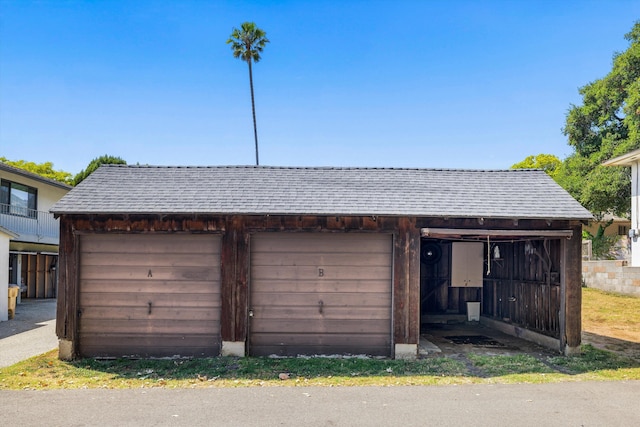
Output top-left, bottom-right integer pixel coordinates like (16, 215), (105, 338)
(102, 164), (542, 173)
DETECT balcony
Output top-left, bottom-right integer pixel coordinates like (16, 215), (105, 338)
(0, 203), (60, 245)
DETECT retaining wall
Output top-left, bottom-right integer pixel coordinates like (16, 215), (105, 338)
(582, 260), (640, 297)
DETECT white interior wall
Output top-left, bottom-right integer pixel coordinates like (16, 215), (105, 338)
(0, 232), (10, 321)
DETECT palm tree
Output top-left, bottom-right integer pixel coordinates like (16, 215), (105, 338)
(227, 22), (269, 166)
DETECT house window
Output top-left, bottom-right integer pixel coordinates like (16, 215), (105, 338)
(618, 225), (629, 236)
(0, 179), (37, 218)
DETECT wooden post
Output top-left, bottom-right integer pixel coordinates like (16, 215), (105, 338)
(220, 217), (249, 355)
(393, 217), (420, 359)
(561, 223), (582, 355)
(56, 216), (78, 359)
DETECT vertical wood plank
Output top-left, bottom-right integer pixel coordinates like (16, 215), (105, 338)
(220, 217), (237, 342)
(221, 216), (249, 344)
(562, 223), (583, 353)
(36, 254), (45, 298)
(393, 217), (419, 346)
(235, 221), (249, 343)
(26, 255), (35, 298)
(56, 216), (78, 346)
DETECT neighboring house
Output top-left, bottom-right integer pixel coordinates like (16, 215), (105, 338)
(0, 163), (72, 320)
(583, 214), (631, 260)
(604, 149), (640, 266)
(51, 165), (592, 360)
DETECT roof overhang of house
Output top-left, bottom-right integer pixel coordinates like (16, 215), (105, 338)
(0, 162), (72, 190)
(0, 225), (19, 239)
(603, 148), (640, 166)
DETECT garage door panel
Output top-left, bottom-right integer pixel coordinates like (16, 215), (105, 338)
(251, 233), (391, 253)
(251, 319), (390, 334)
(80, 234), (218, 254)
(80, 318), (221, 335)
(254, 306), (390, 320)
(252, 266), (391, 281)
(80, 335), (220, 358)
(250, 233), (392, 357)
(254, 345), (389, 357)
(80, 265), (218, 281)
(81, 252), (220, 268)
(80, 306), (221, 322)
(78, 234), (221, 358)
(251, 292), (390, 307)
(80, 292), (221, 308)
(251, 252), (390, 267)
(251, 333), (390, 347)
(251, 279), (390, 293)
(80, 279), (219, 294)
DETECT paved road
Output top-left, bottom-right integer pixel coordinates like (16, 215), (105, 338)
(2, 381), (639, 426)
(0, 300), (58, 367)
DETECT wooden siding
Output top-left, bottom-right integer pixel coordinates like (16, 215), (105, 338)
(55, 214), (582, 358)
(482, 239), (563, 338)
(17, 253), (57, 298)
(421, 241), (482, 315)
(249, 233), (392, 356)
(421, 236), (566, 339)
(78, 234), (221, 357)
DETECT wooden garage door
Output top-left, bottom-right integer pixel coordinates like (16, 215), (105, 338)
(78, 234), (221, 358)
(250, 233), (392, 357)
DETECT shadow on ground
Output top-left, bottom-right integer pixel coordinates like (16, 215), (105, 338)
(0, 299), (57, 339)
(582, 331), (640, 360)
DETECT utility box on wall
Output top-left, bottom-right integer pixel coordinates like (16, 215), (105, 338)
(451, 242), (484, 287)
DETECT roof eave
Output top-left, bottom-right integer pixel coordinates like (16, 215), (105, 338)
(603, 148), (640, 166)
(0, 163), (73, 190)
(49, 210), (594, 221)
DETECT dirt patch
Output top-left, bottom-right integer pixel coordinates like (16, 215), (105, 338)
(582, 331), (640, 360)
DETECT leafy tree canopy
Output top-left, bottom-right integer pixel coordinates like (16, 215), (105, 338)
(556, 21), (640, 218)
(0, 157), (73, 185)
(73, 155), (126, 186)
(510, 154), (562, 179)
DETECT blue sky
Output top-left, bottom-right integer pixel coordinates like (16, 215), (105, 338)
(1, 1), (639, 175)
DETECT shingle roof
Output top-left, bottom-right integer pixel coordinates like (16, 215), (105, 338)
(49, 165), (593, 220)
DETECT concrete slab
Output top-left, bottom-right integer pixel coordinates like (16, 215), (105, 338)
(420, 321), (560, 359)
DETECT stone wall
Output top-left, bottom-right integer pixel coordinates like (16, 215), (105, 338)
(582, 260), (640, 297)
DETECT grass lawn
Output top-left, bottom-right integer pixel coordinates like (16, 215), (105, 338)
(582, 287), (640, 343)
(1, 288), (639, 390)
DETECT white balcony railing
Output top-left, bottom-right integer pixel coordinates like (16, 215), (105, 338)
(0, 203), (60, 245)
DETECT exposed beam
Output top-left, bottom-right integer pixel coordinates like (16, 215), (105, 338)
(421, 228), (573, 238)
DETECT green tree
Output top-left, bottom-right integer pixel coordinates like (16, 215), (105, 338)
(511, 154), (562, 178)
(557, 21), (640, 218)
(73, 155), (126, 185)
(582, 219), (618, 260)
(227, 22), (269, 166)
(0, 157), (73, 184)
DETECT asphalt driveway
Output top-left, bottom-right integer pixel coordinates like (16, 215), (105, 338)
(0, 299), (57, 368)
(2, 381), (640, 426)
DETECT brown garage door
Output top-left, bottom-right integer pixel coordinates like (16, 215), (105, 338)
(78, 234), (221, 358)
(250, 233), (392, 357)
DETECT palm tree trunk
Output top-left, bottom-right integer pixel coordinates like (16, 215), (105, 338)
(247, 60), (259, 166)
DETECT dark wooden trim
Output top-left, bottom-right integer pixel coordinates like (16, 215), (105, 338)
(563, 224), (583, 351)
(58, 214), (584, 357)
(220, 216), (250, 344)
(235, 221), (250, 343)
(416, 217), (574, 230)
(55, 216), (79, 353)
(393, 217), (420, 345)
